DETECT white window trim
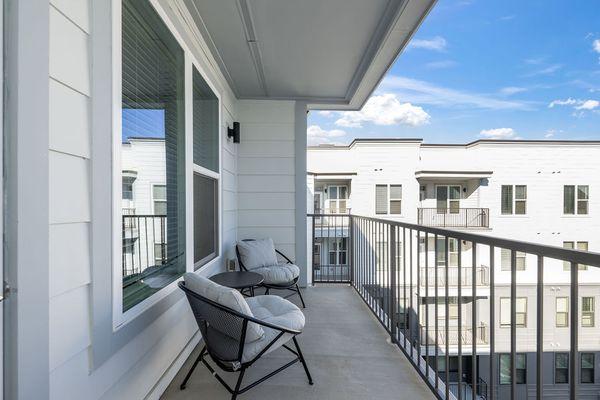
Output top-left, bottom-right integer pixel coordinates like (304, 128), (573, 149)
(434, 184), (461, 212)
(150, 183), (167, 215)
(501, 184), (527, 216)
(111, 0), (223, 330)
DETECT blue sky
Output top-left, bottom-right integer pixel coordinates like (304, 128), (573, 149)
(308, 0), (600, 145)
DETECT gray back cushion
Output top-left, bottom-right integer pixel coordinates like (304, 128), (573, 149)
(237, 238), (278, 270)
(184, 273), (264, 342)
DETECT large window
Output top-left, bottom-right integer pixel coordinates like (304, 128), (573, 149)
(436, 185), (460, 214)
(500, 353), (527, 384)
(556, 297), (569, 327)
(501, 185), (527, 215)
(500, 297), (527, 328)
(581, 353), (595, 384)
(563, 241), (588, 271)
(582, 297), (595, 327)
(192, 67), (219, 268)
(376, 184), (402, 215)
(120, 0), (186, 312)
(327, 185), (348, 213)
(564, 185), (589, 215)
(555, 353), (569, 384)
(500, 248), (527, 271)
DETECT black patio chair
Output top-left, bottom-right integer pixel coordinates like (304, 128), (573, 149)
(236, 239), (306, 308)
(178, 281), (313, 400)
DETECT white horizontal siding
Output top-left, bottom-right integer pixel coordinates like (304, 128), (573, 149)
(49, 223), (91, 298)
(49, 79), (90, 158)
(49, 151), (91, 224)
(238, 192), (296, 210)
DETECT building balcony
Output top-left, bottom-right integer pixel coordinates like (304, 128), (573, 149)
(417, 208), (489, 229)
(420, 323), (488, 347)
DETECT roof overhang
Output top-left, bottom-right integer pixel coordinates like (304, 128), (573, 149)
(415, 170), (494, 180)
(312, 172), (357, 181)
(182, 0), (437, 110)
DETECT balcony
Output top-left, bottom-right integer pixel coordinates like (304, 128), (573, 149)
(161, 285), (435, 400)
(305, 213), (600, 400)
(417, 208), (489, 229)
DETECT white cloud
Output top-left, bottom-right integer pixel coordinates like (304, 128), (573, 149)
(549, 98), (599, 111)
(407, 36), (447, 52)
(317, 110), (333, 116)
(548, 98), (577, 108)
(593, 39), (600, 54)
(575, 99), (600, 110)
(425, 60), (458, 69)
(523, 64), (562, 77)
(380, 76), (534, 110)
(307, 125), (346, 145)
(480, 128), (517, 139)
(499, 86), (527, 96)
(334, 94), (430, 128)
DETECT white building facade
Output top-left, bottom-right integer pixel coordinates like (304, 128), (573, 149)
(308, 139), (600, 399)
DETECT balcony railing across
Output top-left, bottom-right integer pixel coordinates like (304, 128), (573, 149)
(418, 208), (489, 228)
(122, 214), (167, 279)
(307, 212), (600, 400)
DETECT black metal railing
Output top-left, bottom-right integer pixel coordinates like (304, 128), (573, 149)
(307, 213), (600, 400)
(418, 208), (489, 228)
(122, 214), (167, 279)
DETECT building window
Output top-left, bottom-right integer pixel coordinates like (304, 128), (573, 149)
(500, 248), (526, 271)
(500, 297), (527, 328)
(581, 353), (595, 384)
(327, 185), (348, 213)
(122, 178), (133, 200)
(152, 185), (167, 215)
(375, 185), (388, 214)
(563, 241), (588, 271)
(582, 297), (595, 327)
(120, 0), (186, 312)
(555, 353), (569, 384)
(564, 185), (589, 215)
(389, 185), (402, 214)
(436, 238), (459, 267)
(501, 185), (526, 215)
(436, 185), (461, 214)
(192, 66), (220, 269)
(556, 297), (569, 327)
(500, 353), (527, 384)
(375, 184), (402, 215)
(328, 238), (347, 265)
(154, 243), (166, 265)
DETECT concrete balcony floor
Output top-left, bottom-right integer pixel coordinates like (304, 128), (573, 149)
(161, 285), (434, 400)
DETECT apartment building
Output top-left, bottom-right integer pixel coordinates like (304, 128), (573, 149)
(308, 138), (600, 399)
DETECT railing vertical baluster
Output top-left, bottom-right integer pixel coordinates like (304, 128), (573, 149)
(137, 216), (142, 273)
(416, 230), (421, 368)
(403, 227), (407, 349)
(472, 243), (477, 400)
(425, 232), (429, 378)
(122, 217), (126, 276)
(570, 261), (578, 400)
(510, 249), (517, 400)
(410, 229), (414, 359)
(489, 246), (495, 400)
(391, 225), (397, 342)
(349, 216), (353, 284)
(457, 239), (463, 400)
(434, 234), (439, 391)
(445, 236), (449, 400)
(536, 254), (543, 400)
(312, 215), (316, 283)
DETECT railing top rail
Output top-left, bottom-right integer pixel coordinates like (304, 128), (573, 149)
(307, 213), (600, 266)
(417, 207), (490, 210)
(122, 214), (167, 218)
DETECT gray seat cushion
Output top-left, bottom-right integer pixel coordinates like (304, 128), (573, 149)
(252, 263), (300, 285)
(184, 272), (264, 342)
(237, 238), (278, 270)
(242, 295), (305, 362)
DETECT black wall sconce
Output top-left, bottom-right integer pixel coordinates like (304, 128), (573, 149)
(228, 122), (240, 143)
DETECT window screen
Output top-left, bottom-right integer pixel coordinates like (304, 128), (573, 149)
(121, 0), (186, 312)
(194, 173), (218, 267)
(390, 185), (402, 214)
(193, 68), (219, 172)
(501, 185), (513, 214)
(564, 185), (575, 214)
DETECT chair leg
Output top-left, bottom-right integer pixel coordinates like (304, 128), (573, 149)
(231, 368), (246, 400)
(295, 283), (306, 308)
(180, 345), (206, 390)
(265, 287), (270, 295)
(293, 337), (313, 385)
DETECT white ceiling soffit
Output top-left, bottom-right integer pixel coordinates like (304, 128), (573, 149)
(183, 0), (436, 110)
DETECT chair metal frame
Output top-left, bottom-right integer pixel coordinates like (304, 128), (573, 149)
(236, 239), (306, 308)
(178, 281), (313, 400)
